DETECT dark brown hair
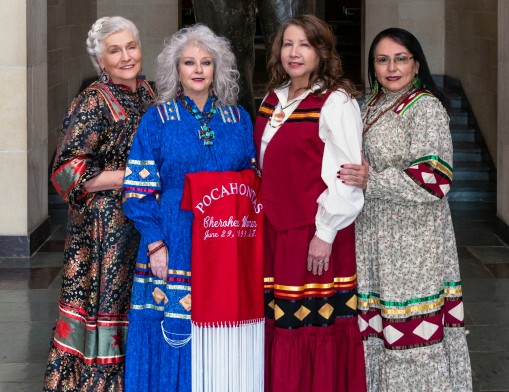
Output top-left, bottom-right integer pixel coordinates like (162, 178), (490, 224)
(266, 14), (360, 98)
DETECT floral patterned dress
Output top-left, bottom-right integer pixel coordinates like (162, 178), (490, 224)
(356, 85), (472, 391)
(44, 79), (155, 392)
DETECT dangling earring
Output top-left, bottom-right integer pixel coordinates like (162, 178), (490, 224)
(373, 79), (380, 94)
(209, 82), (215, 97)
(177, 81), (183, 97)
(100, 68), (110, 84)
(412, 74), (422, 89)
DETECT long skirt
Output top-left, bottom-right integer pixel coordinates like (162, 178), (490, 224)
(43, 195), (139, 391)
(264, 219), (367, 392)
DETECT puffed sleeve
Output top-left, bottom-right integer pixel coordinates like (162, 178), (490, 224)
(50, 90), (109, 211)
(365, 96), (453, 204)
(122, 106), (164, 244)
(315, 90), (365, 243)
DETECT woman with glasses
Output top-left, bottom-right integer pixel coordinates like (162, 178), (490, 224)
(338, 28), (472, 391)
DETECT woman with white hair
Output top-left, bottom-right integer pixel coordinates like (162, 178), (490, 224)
(44, 16), (155, 391)
(122, 24), (259, 392)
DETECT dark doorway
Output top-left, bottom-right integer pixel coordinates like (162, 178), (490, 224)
(181, 1), (362, 95)
(323, 0), (362, 86)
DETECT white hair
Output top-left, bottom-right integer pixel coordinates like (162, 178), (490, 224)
(155, 24), (240, 106)
(86, 16), (141, 74)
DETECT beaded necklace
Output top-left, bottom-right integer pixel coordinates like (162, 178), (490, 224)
(179, 92), (217, 146)
(363, 89), (415, 134)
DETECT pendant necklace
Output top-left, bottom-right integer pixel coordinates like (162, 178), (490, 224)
(180, 92), (217, 146)
(270, 99), (298, 128)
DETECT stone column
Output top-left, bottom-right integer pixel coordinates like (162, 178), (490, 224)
(0, 0), (49, 256)
(496, 0), (509, 240)
(193, 0), (315, 121)
(97, 0), (179, 82)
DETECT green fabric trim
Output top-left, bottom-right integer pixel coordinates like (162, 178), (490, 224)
(410, 154), (453, 173)
(359, 290), (445, 307)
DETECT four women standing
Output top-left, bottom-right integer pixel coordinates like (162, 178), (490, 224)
(45, 13), (473, 392)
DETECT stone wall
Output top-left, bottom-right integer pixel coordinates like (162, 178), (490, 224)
(0, 0), (49, 255)
(363, 0), (445, 88)
(47, 0), (97, 159)
(445, 0), (498, 162)
(97, 0), (180, 82)
(497, 1), (509, 232)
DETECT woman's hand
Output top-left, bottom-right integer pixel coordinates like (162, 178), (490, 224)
(307, 235), (332, 276)
(84, 170), (126, 192)
(337, 156), (370, 190)
(148, 241), (168, 281)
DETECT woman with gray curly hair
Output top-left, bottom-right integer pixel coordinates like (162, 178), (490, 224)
(44, 16), (155, 391)
(122, 24), (260, 392)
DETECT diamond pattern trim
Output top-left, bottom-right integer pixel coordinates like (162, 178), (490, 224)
(413, 320), (439, 340)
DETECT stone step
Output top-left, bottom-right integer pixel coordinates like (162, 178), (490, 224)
(449, 109), (469, 125)
(442, 88), (463, 110)
(453, 161), (491, 181)
(453, 141), (483, 162)
(450, 124), (476, 142)
(449, 95), (463, 110)
(448, 180), (496, 202)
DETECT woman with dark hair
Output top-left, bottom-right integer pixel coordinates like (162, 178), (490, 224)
(254, 14), (366, 391)
(339, 27), (472, 391)
(44, 16), (156, 391)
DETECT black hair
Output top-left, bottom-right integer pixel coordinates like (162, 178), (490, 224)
(367, 27), (449, 110)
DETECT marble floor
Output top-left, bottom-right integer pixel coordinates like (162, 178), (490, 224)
(0, 202), (508, 391)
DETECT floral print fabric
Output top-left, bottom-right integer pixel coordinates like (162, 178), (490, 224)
(44, 80), (155, 392)
(356, 86), (472, 391)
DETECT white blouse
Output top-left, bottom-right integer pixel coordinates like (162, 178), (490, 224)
(259, 84), (365, 243)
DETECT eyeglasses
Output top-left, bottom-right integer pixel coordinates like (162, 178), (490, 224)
(373, 55), (414, 66)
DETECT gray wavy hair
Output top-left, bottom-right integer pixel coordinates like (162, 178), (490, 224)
(86, 16), (141, 74)
(155, 24), (240, 106)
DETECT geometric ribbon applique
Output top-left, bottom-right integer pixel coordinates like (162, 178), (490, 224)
(152, 287), (169, 305)
(439, 184), (451, 195)
(294, 305), (311, 321)
(383, 325), (404, 345)
(358, 316), (369, 332)
(413, 320), (439, 341)
(369, 314), (383, 333)
(125, 167), (132, 177)
(345, 294), (357, 310)
(139, 168), (150, 179)
(404, 160), (452, 199)
(274, 304), (284, 320)
(448, 302), (464, 322)
(421, 172), (437, 184)
(318, 303), (334, 320)
(179, 293), (191, 311)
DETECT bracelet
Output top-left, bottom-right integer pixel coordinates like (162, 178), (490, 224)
(147, 242), (165, 256)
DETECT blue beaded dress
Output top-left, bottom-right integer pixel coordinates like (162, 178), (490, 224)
(122, 95), (255, 392)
